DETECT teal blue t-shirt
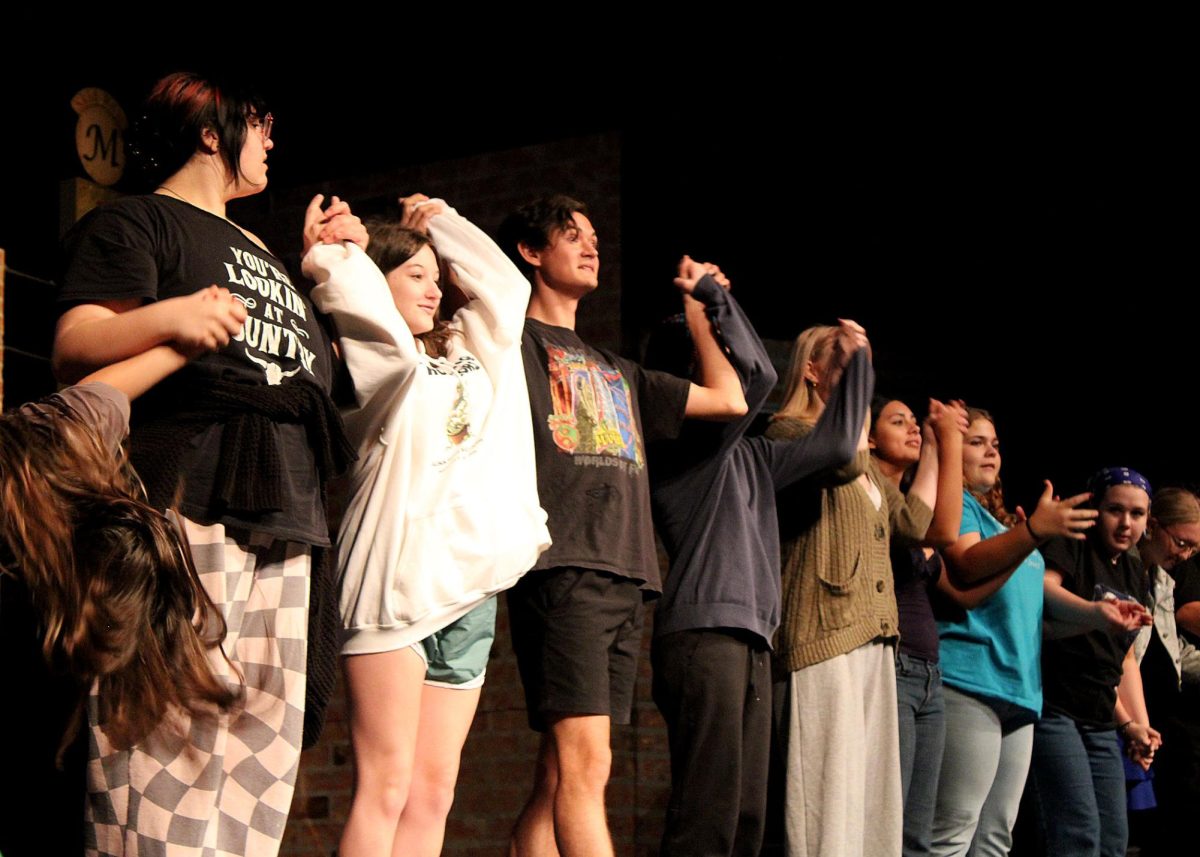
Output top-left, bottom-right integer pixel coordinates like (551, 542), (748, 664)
(937, 491), (1044, 715)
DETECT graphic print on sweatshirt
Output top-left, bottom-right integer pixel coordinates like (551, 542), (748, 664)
(426, 354), (486, 469)
(224, 245), (320, 385)
(544, 345), (644, 472)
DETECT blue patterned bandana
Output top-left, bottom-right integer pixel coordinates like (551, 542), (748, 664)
(1087, 467), (1152, 499)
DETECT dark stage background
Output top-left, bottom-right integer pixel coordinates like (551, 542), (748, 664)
(0, 52), (1192, 854)
(6, 56), (1192, 510)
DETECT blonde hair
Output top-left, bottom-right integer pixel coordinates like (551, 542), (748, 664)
(773, 325), (838, 422)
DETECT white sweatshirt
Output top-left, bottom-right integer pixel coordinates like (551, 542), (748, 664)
(304, 205), (550, 654)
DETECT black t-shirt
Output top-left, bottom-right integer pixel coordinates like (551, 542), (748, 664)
(58, 195), (333, 545)
(522, 318), (690, 592)
(1041, 534), (1148, 727)
(1172, 558), (1200, 647)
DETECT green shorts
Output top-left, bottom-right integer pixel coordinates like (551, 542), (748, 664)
(411, 597), (497, 689)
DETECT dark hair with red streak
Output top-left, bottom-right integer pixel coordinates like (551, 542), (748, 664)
(128, 71), (267, 189)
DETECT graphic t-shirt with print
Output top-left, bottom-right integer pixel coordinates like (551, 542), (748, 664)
(58, 195), (333, 545)
(522, 318), (689, 593)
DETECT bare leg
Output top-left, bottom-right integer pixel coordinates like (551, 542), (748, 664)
(339, 648), (426, 857)
(551, 714), (614, 857)
(391, 684), (483, 857)
(512, 732), (563, 857)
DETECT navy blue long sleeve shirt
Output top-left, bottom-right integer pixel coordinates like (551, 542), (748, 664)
(649, 281), (874, 645)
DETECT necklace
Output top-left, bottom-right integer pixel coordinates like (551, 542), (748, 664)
(155, 185), (268, 252)
(155, 184), (228, 218)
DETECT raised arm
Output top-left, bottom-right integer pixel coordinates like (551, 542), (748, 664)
(675, 257), (748, 421)
(763, 335), (874, 489)
(676, 259), (778, 413)
(921, 401), (968, 548)
(945, 483), (1096, 585)
(422, 200), (532, 345)
(303, 240), (421, 409)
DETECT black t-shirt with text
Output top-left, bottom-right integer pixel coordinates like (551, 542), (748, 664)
(59, 195), (333, 545)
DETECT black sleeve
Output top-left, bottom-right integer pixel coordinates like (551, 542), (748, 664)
(1174, 559), (1200, 608)
(1041, 536), (1081, 592)
(59, 203), (161, 307)
(759, 348), (873, 490)
(633, 362), (692, 444)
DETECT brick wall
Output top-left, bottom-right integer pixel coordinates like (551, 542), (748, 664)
(274, 132), (678, 856)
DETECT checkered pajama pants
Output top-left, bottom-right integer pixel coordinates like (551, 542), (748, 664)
(86, 519), (310, 857)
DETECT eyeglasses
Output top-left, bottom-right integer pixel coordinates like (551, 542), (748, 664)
(1160, 523), (1200, 555)
(247, 112), (274, 142)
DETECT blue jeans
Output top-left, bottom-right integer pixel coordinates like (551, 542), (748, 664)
(896, 653), (945, 857)
(1031, 710), (1127, 857)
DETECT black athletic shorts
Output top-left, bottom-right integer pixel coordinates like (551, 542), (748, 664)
(507, 567), (645, 731)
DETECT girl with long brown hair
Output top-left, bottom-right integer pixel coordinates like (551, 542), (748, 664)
(303, 194), (549, 856)
(0, 346), (240, 856)
(869, 395), (966, 857)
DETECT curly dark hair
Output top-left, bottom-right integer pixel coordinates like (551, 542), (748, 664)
(496, 194), (590, 276)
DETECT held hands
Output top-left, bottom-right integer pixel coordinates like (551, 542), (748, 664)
(829, 319), (870, 371)
(171, 286), (248, 356)
(399, 193), (447, 235)
(673, 255), (731, 294)
(817, 319), (870, 402)
(923, 398), (970, 448)
(303, 194), (369, 255)
(931, 396), (969, 434)
(1122, 722), (1162, 771)
(1093, 594), (1153, 633)
(1019, 481), (1098, 542)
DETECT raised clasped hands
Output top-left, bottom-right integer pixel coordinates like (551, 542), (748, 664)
(303, 194), (369, 255)
(923, 398), (970, 447)
(398, 193), (447, 235)
(673, 255), (731, 294)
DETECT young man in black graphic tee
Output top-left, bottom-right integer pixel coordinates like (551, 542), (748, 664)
(500, 195), (746, 857)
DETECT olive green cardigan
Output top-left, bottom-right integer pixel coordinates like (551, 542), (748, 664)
(766, 418), (933, 672)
